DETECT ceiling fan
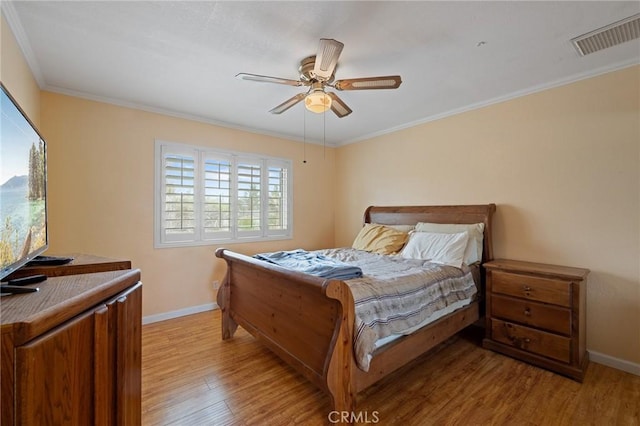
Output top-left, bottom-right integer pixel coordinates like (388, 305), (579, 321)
(236, 38), (402, 118)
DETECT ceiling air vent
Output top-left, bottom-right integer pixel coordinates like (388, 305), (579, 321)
(571, 13), (640, 56)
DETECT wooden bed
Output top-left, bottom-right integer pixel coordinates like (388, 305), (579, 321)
(215, 204), (496, 416)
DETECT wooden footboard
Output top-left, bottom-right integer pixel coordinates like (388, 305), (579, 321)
(215, 248), (357, 413)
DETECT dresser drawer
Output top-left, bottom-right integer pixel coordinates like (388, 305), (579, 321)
(492, 270), (571, 307)
(491, 294), (571, 335)
(491, 319), (571, 363)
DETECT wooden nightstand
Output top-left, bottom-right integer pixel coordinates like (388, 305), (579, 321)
(482, 259), (589, 381)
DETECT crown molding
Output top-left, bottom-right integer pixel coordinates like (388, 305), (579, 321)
(44, 84), (338, 147)
(1, 2), (46, 88)
(338, 60), (640, 146)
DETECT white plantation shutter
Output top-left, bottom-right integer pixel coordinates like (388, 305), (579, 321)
(266, 160), (290, 236)
(202, 153), (233, 240)
(160, 145), (197, 243)
(155, 140), (292, 247)
(236, 158), (262, 238)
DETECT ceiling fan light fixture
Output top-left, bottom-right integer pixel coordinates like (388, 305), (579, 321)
(305, 89), (332, 113)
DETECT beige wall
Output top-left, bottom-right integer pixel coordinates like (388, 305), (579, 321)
(0, 14), (40, 126)
(335, 65), (640, 365)
(40, 92), (336, 317)
(3, 14), (638, 367)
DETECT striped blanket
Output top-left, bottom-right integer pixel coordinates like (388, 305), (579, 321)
(315, 248), (477, 372)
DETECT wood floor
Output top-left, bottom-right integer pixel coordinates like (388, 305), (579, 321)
(142, 310), (640, 425)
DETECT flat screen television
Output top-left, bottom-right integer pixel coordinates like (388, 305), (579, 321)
(0, 83), (48, 280)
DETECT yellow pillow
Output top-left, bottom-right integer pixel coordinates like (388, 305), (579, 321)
(352, 223), (408, 255)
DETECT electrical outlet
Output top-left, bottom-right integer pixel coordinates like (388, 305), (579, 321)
(212, 280), (219, 290)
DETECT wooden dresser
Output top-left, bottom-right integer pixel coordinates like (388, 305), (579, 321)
(1, 258), (142, 425)
(482, 259), (589, 381)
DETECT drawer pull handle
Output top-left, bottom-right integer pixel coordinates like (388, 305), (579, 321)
(523, 286), (532, 291)
(506, 334), (531, 346)
(524, 308), (531, 316)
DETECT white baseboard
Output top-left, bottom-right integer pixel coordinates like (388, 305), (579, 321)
(142, 302), (218, 325)
(589, 350), (640, 376)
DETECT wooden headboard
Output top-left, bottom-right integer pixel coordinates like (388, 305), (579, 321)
(363, 204), (496, 264)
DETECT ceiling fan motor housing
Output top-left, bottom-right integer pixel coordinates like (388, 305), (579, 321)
(299, 55), (335, 83)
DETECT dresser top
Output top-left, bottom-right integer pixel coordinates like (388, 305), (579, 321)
(1, 269), (141, 344)
(484, 259), (589, 281)
(6, 253), (131, 279)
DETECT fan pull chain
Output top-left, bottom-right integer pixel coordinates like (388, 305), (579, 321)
(303, 108), (307, 164)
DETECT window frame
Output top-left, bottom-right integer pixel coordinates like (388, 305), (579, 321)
(154, 140), (293, 248)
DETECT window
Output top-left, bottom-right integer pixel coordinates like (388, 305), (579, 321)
(155, 140), (292, 247)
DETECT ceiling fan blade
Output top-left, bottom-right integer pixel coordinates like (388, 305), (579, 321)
(269, 93), (307, 114)
(334, 75), (402, 91)
(326, 92), (352, 118)
(312, 39), (344, 81)
(236, 73), (303, 87)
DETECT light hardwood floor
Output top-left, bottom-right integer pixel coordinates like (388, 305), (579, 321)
(142, 310), (639, 425)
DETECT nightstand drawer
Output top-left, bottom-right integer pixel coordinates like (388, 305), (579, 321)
(492, 271), (571, 307)
(491, 294), (571, 335)
(491, 319), (571, 363)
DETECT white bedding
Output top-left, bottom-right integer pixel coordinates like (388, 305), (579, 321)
(315, 248), (478, 371)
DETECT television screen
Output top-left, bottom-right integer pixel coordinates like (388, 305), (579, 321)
(0, 83), (48, 280)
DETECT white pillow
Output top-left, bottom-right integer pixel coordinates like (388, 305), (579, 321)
(400, 231), (469, 268)
(414, 222), (485, 265)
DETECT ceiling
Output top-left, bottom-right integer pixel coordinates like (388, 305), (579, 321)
(3, 1), (639, 146)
